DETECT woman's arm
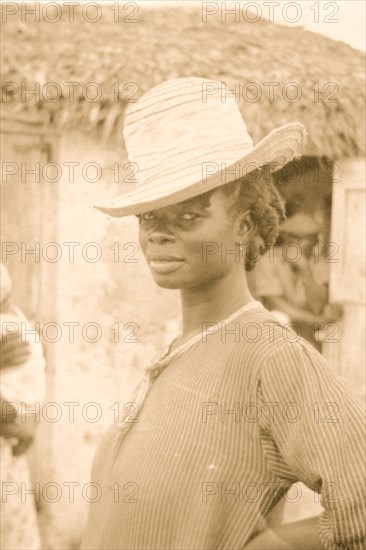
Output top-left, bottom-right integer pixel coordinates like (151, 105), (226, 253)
(244, 516), (325, 549)
(1, 396), (36, 455)
(256, 343), (366, 550)
(0, 332), (31, 367)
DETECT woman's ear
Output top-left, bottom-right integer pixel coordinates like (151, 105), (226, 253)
(236, 210), (257, 241)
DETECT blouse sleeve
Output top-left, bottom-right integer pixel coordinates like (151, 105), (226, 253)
(257, 340), (365, 550)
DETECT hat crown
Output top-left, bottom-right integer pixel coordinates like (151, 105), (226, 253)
(124, 77), (253, 187)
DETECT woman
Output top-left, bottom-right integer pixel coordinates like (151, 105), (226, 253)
(81, 78), (365, 549)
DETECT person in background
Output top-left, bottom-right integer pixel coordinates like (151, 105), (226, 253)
(248, 212), (343, 350)
(0, 263), (46, 550)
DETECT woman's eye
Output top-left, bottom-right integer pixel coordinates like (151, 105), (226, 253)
(141, 212), (156, 222)
(179, 212), (197, 221)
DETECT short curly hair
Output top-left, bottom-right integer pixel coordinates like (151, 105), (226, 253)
(195, 165), (286, 271)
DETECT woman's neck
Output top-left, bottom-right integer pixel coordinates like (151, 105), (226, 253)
(179, 271), (254, 337)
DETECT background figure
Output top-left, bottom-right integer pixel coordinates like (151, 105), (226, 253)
(249, 213), (343, 350)
(0, 264), (46, 550)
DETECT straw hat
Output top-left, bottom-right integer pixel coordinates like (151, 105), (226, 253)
(95, 77), (306, 217)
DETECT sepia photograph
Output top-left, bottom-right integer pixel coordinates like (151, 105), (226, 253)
(1, 1), (365, 549)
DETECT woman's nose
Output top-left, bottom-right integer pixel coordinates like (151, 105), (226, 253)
(148, 226), (175, 245)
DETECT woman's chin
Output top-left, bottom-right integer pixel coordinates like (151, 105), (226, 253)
(150, 272), (184, 289)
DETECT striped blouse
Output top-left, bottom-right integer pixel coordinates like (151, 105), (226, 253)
(81, 301), (365, 550)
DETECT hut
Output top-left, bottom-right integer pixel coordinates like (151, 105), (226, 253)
(1, 4), (365, 548)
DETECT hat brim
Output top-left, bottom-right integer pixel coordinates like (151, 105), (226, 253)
(94, 122), (306, 217)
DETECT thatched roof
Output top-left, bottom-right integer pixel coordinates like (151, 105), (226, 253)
(1, 4), (365, 158)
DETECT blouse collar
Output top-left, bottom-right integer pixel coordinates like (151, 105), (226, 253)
(144, 299), (263, 376)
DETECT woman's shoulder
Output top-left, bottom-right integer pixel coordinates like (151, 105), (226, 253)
(229, 304), (328, 376)
(232, 303), (304, 352)
(254, 327), (342, 402)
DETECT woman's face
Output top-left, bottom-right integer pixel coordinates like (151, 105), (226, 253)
(282, 232), (318, 259)
(138, 190), (247, 290)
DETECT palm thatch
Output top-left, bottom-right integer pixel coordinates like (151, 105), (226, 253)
(1, 4), (365, 158)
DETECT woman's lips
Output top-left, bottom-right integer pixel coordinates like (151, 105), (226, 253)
(149, 259), (184, 274)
